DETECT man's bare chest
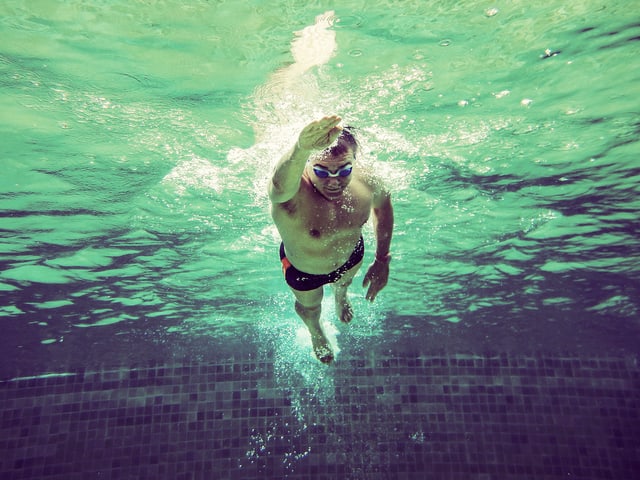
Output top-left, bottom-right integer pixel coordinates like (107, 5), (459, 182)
(306, 200), (368, 235)
(277, 192), (371, 239)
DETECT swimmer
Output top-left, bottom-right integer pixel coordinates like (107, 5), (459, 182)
(269, 115), (394, 363)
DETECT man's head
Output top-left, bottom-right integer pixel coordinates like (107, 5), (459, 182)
(306, 126), (358, 201)
(320, 126), (358, 159)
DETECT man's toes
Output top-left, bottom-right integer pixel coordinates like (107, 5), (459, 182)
(338, 301), (353, 323)
(314, 344), (334, 364)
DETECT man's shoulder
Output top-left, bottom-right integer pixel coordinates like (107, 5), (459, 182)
(354, 165), (390, 206)
(354, 166), (385, 192)
(270, 176), (309, 206)
(272, 179), (314, 214)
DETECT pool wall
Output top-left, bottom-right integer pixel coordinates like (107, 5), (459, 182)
(1, 350), (638, 479)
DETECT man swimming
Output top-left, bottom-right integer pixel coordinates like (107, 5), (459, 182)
(269, 115), (394, 363)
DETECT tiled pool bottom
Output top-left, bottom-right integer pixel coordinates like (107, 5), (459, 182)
(1, 352), (638, 480)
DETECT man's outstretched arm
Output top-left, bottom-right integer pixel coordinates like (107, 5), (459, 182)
(268, 115), (342, 204)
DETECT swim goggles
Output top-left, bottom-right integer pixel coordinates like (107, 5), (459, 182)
(312, 164), (353, 178)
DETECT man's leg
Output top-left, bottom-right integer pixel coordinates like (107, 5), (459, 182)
(290, 287), (334, 364)
(332, 261), (363, 324)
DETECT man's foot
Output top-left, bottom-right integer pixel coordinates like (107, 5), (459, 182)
(310, 334), (334, 364)
(336, 296), (354, 323)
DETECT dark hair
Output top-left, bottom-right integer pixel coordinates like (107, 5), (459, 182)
(324, 125), (359, 158)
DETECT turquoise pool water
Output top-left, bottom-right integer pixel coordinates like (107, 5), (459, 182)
(1, 1), (639, 377)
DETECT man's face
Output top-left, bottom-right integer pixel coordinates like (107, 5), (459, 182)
(308, 148), (355, 201)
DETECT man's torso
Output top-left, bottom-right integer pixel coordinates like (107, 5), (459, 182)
(272, 174), (373, 274)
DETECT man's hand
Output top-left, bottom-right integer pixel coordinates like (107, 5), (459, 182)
(362, 260), (389, 302)
(297, 115), (342, 151)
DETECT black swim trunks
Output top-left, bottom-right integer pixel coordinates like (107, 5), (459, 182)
(279, 236), (365, 291)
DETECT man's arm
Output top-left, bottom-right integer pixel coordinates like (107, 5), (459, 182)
(268, 115), (342, 204)
(268, 142), (312, 204)
(363, 186), (394, 302)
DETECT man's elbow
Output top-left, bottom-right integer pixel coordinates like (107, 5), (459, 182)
(375, 196), (394, 218)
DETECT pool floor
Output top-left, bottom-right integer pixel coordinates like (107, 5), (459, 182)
(1, 349), (638, 479)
